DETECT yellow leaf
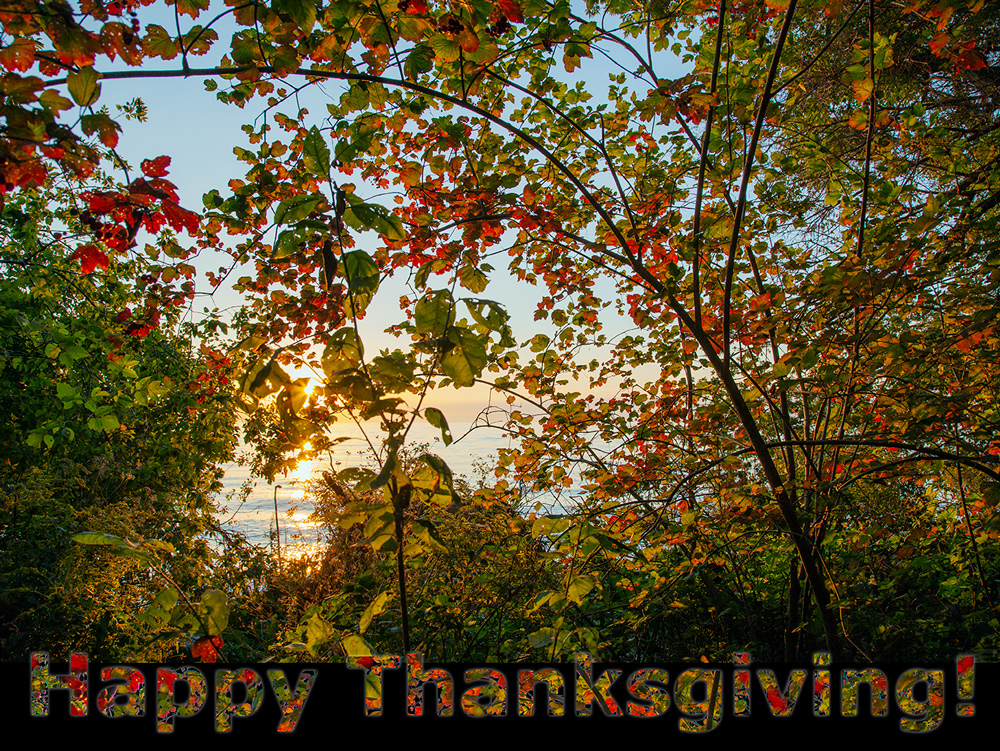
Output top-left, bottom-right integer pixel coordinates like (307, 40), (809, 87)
(852, 76), (874, 102)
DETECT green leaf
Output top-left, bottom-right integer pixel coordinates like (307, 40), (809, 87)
(321, 328), (364, 376)
(334, 124), (376, 166)
(243, 355), (290, 401)
(428, 33), (461, 63)
(72, 531), (129, 547)
(464, 299), (509, 332)
(369, 449), (398, 490)
(142, 24), (179, 59)
(273, 229), (301, 259)
(528, 627), (555, 648)
(412, 518), (447, 550)
(359, 591), (391, 633)
(415, 289), (454, 336)
(412, 453), (454, 506)
(302, 126), (330, 175)
(112, 547), (155, 566)
(198, 589), (229, 636)
(305, 612), (334, 656)
(342, 196), (406, 241)
(274, 194), (324, 225)
(341, 633), (373, 658)
(55, 382), (79, 402)
(532, 515), (570, 538)
(414, 260), (436, 289)
(404, 44), (435, 79)
(530, 333), (550, 353)
(142, 539), (177, 554)
(440, 327), (488, 387)
(459, 264), (488, 293)
(424, 407), (452, 445)
(275, 0), (316, 32)
(140, 587), (180, 629)
(566, 575), (596, 606)
(67, 67), (101, 106)
(341, 249), (380, 315)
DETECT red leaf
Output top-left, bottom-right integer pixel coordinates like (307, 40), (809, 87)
(40, 145), (65, 160)
(141, 155), (171, 177)
(128, 177), (176, 204)
(142, 211), (167, 234)
(497, 0), (524, 23)
(192, 635), (224, 662)
(929, 31), (950, 56)
(955, 48), (985, 71)
(69, 244), (109, 274)
(85, 191), (120, 213)
(160, 201), (200, 234)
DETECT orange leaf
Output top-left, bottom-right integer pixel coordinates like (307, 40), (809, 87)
(0, 38), (36, 72)
(852, 76), (874, 102)
(192, 635), (224, 662)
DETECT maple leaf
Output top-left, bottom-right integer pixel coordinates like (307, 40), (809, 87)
(84, 191), (120, 213)
(141, 155), (171, 177)
(160, 201), (200, 234)
(69, 244), (109, 274)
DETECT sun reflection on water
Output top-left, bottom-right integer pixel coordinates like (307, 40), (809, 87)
(274, 440), (328, 564)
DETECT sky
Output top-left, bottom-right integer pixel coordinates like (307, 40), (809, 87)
(87, 2), (689, 424)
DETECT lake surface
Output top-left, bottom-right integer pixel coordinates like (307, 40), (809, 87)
(213, 418), (527, 558)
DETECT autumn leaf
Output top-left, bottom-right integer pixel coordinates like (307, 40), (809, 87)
(497, 0), (525, 23)
(400, 0), (429, 15)
(80, 112), (121, 147)
(0, 38), (36, 72)
(192, 635), (224, 662)
(142, 24), (180, 59)
(69, 244), (109, 274)
(141, 155), (171, 177)
(160, 201), (200, 234)
(852, 76), (874, 102)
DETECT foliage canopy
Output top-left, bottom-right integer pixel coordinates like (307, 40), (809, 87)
(2, 0), (1000, 663)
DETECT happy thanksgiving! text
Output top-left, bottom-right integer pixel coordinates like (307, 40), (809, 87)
(27, 651), (977, 732)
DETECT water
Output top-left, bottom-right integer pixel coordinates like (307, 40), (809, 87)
(213, 418), (523, 557)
